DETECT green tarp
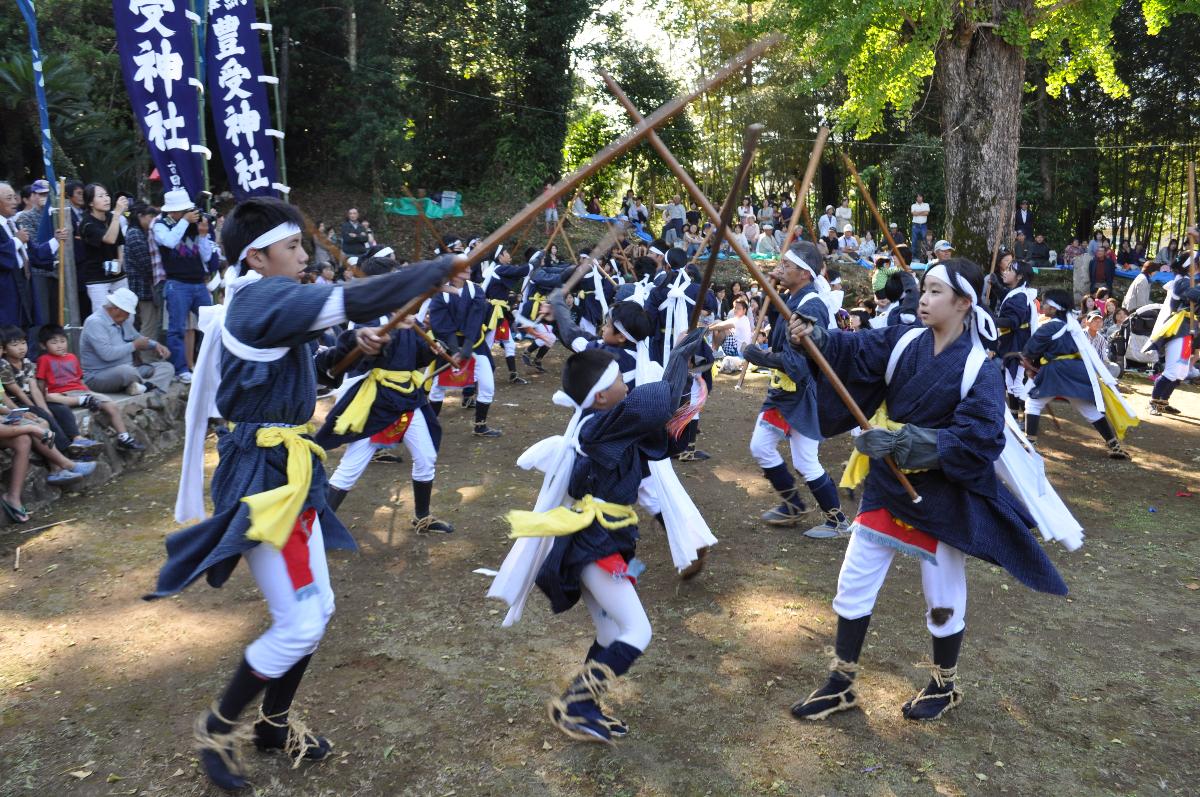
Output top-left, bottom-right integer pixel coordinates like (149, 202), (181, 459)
(384, 194), (464, 218)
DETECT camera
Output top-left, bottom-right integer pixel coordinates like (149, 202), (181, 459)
(103, 259), (122, 275)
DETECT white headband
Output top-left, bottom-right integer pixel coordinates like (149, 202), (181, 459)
(784, 248), (818, 279)
(649, 246), (665, 257)
(552, 361), (620, 411)
(612, 318), (634, 341)
(1045, 298), (1065, 312)
(238, 222), (302, 264)
(924, 264), (996, 344)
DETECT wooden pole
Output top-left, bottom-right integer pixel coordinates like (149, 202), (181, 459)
(604, 79), (921, 502)
(690, 123), (764, 330)
(56, 178), (66, 326)
(1187, 162), (1196, 312)
(839, 149), (908, 271)
(799, 202), (819, 247)
(329, 33), (784, 376)
(782, 128), (829, 249)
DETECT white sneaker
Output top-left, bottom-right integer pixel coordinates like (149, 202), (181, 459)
(126, 382), (147, 395)
(178, 371), (193, 384)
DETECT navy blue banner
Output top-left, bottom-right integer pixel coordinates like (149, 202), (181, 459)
(112, 0), (207, 197)
(205, 0), (282, 199)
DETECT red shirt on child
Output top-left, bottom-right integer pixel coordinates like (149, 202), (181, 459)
(36, 353), (89, 393)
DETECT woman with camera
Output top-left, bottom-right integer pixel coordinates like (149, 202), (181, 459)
(77, 183), (129, 315)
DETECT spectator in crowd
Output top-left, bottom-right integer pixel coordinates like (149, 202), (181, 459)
(340, 207), (371, 257)
(587, 195), (603, 215)
(542, 183), (558, 235)
(711, 296), (755, 373)
(757, 198), (775, 226)
(1116, 240), (1138, 268)
(847, 307), (872, 330)
(823, 226), (841, 256)
(153, 189), (214, 384)
(0, 403), (97, 523)
(818, 205), (837, 238)
(728, 223), (748, 256)
(835, 197), (853, 233)
(1156, 238), (1178, 267)
(1063, 237), (1086, 264)
(915, 229), (935, 262)
(683, 224), (704, 258)
(742, 214), (760, 247)
(756, 224), (779, 255)
(631, 197), (650, 227)
(737, 196), (755, 221)
(36, 324), (143, 451)
(1101, 298), (1119, 333)
(685, 204), (701, 228)
(1, 325), (101, 459)
(1087, 231), (1105, 258)
(888, 221), (907, 245)
(77, 183), (128, 314)
(932, 239), (954, 262)
(1084, 311), (1120, 378)
(1089, 241), (1117, 292)
(1028, 232), (1051, 268)
(311, 221), (334, 268)
(837, 224), (859, 258)
(1013, 230), (1029, 262)
(1122, 261), (1155, 311)
(123, 204), (164, 352)
(858, 230), (877, 259)
(571, 190), (587, 217)
(910, 193), (930, 247)
(14, 179), (50, 236)
(0, 181), (66, 330)
(64, 179), (84, 224)
(1015, 199), (1034, 237)
(79, 288), (174, 394)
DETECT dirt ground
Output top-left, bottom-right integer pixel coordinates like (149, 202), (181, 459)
(2, 361), (1198, 797)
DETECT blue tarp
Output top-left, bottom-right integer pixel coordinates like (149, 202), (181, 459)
(576, 213), (654, 243)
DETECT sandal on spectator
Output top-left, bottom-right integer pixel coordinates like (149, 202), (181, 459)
(2, 498), (30, 523)
(47, 469), (84, 485)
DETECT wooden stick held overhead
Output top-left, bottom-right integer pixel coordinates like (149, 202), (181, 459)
(604, 78), (921, 502)
(690, 123), (764, 330)
(330, 34), (782, 377)
(839, 149), (908, 271)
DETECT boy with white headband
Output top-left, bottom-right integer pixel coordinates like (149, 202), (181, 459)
(151, 198), (455, 791)
(786, 258), (1070, 723)
(518, 251), (571, 373)
(489, 331), (706, 744)
(427, 261), (503, 437)
(1021, 288), (1136, 458)
(314, 256), (453, 534)
(471, 244), (531, 385)
(741, 240), (850, 539)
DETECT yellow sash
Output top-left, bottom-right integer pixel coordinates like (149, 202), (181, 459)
(1040, 352), (1080, 366)
(333, 368), (427, 435)
(1100, 381), (1139, 441)
(770, 369), (797, 392)
(242, 424), (327, 550)
(506, 495), (639, 538)
(486, 298), (509, 332)
(839, 404), (930, 489)
(1151, 309), (1194, 342)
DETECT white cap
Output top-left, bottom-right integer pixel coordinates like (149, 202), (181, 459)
(161, 189), (193, 212)
(843, 224), (854, 233)
(105, 287), (138, 315)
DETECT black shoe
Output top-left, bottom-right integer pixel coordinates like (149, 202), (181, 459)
(901, 679), (962, 721)
(534, 361), (547, 374)
(195, 713), (250, 792)
(253, 710), (333, 764)
(116, 434), (145, 452)
(371, 449), (405, 464)
(790, 674), (859, 721)
(462, 394), (477, 408)
(412, 515), (455, 534)
(509, 374), (529, 385)
(473, 424), (502, 438)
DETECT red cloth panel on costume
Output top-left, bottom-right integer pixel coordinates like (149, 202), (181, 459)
(495, 319), (510, 341)
(595, 552), (637, 584)
(761, 407), (791, 435)
(369, 411), (413, 445)
(436, 358), (476, 388)
(854, 507), (938, 560)
(282, 508), (318, 597)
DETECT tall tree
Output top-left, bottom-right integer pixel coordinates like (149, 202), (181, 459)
(771, 0), (1199, 260)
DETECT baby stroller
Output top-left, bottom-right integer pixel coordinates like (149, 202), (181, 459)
(1109, 302), (1160, 373)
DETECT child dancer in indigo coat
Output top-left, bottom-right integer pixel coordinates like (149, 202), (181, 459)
(488, 329), (706, 744)
(155, 198), (453, 791)
(786, 258), (1074, 723)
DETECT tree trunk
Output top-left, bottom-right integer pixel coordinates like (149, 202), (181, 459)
(935, 4), (1030, 262)
(1036, 74), (1053, 203)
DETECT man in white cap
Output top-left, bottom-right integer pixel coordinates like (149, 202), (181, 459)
(153, 188), (215, 384)
(933, 239), (954, 262)
(755, 223), (779, 255)
(818, 205), (837, 238)
(838, 224), (859, 258)
(79, 287), (174, 394)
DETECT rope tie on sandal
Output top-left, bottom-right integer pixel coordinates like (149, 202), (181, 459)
(258, 707), (320, 769)
(913, 658), (957, 688)
(194, 704), (254, 776)
(824, 646), (860, 678)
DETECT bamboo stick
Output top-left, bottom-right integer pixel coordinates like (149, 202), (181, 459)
(839, 150), (908, 271)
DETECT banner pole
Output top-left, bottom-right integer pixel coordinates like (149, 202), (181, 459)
(14, 0), (57, 186)
(261, 0), (289, 197)
(191, 0), (210, 190)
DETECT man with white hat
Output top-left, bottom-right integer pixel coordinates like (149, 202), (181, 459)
(933, 239), (955, 262)
(79, 287), (175, 394)
(153, 189), (215, 384)
(838, 224), (859, 258)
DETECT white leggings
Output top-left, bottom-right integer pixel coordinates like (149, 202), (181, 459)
(428, 351), (495, 403)
(328, 407), (437, 489)
(749, 412), (825, 481)
(485, 328), (517, 358)
(1161, 336), (1191, 382)
(832, 530), (967, 637)
(579, 563), (652, 651)
(244, 517), (336, 678)
(1025, 395), (1103, 423)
